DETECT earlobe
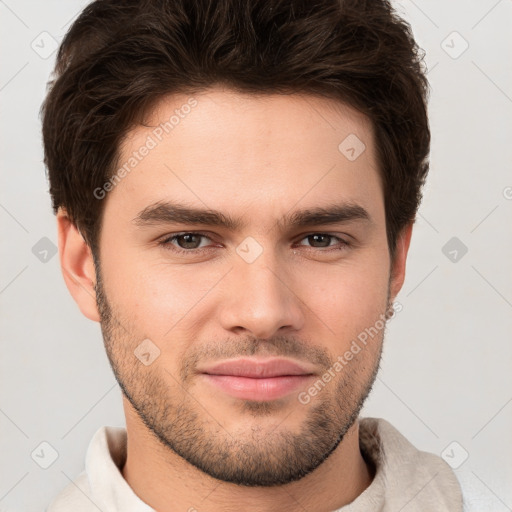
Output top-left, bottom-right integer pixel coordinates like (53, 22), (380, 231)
(57, 208), (100, 322)
(389, 222), (414, 301)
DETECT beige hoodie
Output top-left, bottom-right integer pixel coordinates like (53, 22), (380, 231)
(46, 417), (464, 512)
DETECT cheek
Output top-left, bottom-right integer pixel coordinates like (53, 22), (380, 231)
(101, 249), (225, 338)
(305, 257), (390, 342)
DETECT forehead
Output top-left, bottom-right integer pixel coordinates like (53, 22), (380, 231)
(138, 87), (376, 161)
(107, 86), (383, 229)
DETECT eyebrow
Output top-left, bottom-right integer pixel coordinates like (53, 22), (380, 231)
(133, 200), (372, 231)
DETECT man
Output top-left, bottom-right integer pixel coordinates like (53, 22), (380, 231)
(43, 0), (464, 510)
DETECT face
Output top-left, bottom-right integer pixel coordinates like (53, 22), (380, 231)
(91, 87), (402, 486)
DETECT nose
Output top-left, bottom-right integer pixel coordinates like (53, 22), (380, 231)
(218, 248), (305, 339)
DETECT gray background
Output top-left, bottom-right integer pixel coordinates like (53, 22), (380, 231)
(1, 0), (511, 511)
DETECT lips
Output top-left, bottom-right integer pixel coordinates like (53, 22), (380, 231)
(200, 358), (316, 378)
(198, 358), (316, 401)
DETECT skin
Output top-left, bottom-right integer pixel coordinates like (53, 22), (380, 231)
(57, 85), (413, 512)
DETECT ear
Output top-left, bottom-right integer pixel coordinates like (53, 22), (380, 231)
(389, 222), (414, 301)
(57, 208), (100, 322)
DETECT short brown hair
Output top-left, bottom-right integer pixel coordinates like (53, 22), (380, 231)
(42, 0), (430, 261)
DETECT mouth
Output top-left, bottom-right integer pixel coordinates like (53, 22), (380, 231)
(198, 358), (316, 401)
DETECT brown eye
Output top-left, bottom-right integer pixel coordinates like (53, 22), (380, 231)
(306, 234), (332, 247)
(174, 233), (203, 249)
(297, 233), (349, 250)
(159, 232), (213, 254)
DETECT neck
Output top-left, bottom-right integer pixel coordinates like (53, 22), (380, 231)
(121, 399), (374, 512)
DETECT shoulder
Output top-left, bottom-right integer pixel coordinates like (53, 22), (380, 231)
(45, 471), (93, 512)
(357, 417), (464, 511)
(45, 425), (127, 512)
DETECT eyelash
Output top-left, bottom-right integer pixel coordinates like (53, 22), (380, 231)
(158, 231), (351, 255)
